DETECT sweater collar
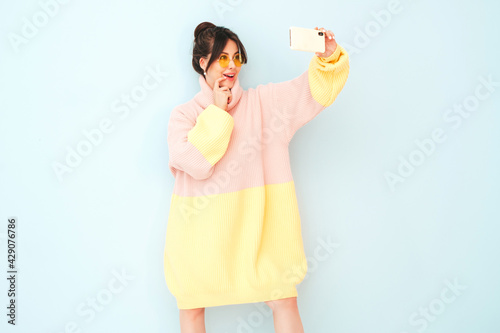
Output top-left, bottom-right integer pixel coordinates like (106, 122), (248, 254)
(193, 74), (243, 112)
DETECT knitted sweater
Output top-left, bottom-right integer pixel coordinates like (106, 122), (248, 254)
(164, 44), (349, 309)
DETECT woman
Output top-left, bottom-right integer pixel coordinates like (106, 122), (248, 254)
(164, 21), (349, 332)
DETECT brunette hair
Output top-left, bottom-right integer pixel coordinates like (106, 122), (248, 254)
(192, 21), (248, 76)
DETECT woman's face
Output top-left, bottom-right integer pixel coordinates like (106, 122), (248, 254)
(200, 39), (242, 91)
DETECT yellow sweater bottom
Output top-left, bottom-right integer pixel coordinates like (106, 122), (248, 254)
(163, 181), (308, 309)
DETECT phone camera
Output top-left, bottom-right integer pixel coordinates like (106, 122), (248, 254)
(318, 32), (324, 36)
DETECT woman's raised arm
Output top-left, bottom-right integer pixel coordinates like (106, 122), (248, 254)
(261, 42), (350, 143)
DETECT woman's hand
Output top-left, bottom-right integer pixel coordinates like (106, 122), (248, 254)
(314, 27), (337, 58)
(213, 76), (232, 111)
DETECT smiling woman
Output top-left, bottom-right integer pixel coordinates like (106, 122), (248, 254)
(164, 20), (350, 332)
(192, 22), (248, 109)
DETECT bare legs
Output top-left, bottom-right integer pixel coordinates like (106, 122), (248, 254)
(178, 297), (303, 333)
(179, 307), (206, 333)
(265, 297), (304, 333)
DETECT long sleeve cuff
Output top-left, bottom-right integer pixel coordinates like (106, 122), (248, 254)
(187, 104), (234, 166)
(308, 43), (350, 107)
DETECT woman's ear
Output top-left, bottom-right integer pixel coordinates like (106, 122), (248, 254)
(199, 57), (205, 72)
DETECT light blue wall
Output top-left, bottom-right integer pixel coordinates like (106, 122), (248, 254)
(1, 0), (499, 332)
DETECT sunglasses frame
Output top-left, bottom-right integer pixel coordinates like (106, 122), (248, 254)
(218, 52), (245, 68)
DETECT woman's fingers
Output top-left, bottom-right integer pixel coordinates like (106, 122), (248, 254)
(214, 76), (227, 89)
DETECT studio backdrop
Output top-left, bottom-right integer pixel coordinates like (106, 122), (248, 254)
(1, 0), (499, 332)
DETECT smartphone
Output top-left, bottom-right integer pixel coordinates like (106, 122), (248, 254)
(289, 26), (325, 53)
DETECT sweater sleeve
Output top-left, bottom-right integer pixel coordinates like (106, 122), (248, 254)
(167, 104), (234, 180)
(271, 43), (349, 143)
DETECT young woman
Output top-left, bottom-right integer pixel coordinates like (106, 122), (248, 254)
(164, 21), (349, 333)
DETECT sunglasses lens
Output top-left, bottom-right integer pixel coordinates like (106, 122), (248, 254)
(234, 54), (242, 67)
(219, 55), (229, 67)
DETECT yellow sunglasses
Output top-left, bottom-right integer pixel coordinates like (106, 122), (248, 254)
(218, 53), (245, 67)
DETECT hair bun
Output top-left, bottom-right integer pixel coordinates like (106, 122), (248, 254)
(194, 21), (216, 40)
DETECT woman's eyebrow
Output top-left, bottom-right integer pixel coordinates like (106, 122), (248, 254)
(220, 51), (239, 55)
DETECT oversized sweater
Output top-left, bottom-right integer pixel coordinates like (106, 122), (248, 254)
(163, 44), (349, 309)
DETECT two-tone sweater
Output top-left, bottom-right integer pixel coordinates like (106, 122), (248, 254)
(163, 43), (349, 309)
